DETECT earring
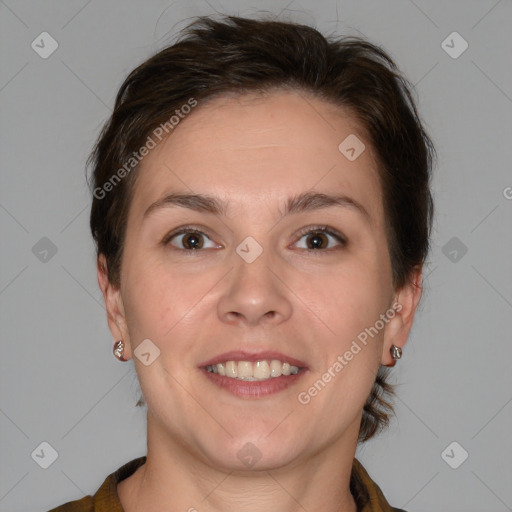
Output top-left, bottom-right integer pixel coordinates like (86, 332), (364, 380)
(390, 344), (402, 361)
(113, 340), (127, 361)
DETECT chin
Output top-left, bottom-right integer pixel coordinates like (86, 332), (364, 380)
(197, 430), (303, 472)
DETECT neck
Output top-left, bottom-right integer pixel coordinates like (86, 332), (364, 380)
(118, 412), (360, 512)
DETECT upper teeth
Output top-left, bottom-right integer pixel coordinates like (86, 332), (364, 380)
(205, 360), (301, 380)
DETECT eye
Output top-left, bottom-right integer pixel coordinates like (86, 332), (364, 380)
(293, 225), (346, 252)
(163, 226), (219, 251)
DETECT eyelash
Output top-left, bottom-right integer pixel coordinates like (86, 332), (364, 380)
(162, 224), (347, 254)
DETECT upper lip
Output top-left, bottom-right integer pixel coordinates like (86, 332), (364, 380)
(199, 350), (307, 369)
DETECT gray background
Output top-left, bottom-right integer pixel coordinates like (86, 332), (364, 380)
(1, 1), (511, 511)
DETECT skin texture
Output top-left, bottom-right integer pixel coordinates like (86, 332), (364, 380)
(98, 90), (423, 512)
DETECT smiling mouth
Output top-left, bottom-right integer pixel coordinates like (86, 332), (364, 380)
(204, 359), (303, 381)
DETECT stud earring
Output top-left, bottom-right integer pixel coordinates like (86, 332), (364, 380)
(390, 344), (402, 361)
(113, 340), (127, 361)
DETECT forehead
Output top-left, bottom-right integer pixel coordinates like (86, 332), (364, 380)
(129, 90), (384, 225)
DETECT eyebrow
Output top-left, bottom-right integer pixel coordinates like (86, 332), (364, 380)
(143, 190), (371, 224)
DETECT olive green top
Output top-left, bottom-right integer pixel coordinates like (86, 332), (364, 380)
(47, 456), (407, 512)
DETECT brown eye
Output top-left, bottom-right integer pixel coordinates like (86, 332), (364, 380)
(305, 232), (329, 249)
(164, 227), (218, 251)
(180, 232), (204, 250)
(294, 226), (346, 252)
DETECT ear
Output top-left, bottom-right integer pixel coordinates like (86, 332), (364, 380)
(97, 254), (132, 360)
(381, 265), (423, 366)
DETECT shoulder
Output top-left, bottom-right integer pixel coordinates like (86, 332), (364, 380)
(352, 458), (408, 512)
(46, 495), (93, 512)
(45, 456), (147, 512)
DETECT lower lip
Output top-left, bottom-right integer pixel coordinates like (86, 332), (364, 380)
(200, 367), (308, 398)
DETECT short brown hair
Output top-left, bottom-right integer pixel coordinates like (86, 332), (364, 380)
(88, 14), (435, 443)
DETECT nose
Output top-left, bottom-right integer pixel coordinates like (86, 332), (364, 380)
(217, 246), (293, 327)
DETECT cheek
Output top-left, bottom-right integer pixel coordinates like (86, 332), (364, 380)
(304, 263), (387, 410)
(122, 253), (176, 337)
(309, 256), (390, 342)
(122, 254), (218, 344)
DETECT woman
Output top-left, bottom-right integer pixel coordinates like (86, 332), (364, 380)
(49, 14), (435, 512)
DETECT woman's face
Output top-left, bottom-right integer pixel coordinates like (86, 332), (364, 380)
(101, 90), (419, 470)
